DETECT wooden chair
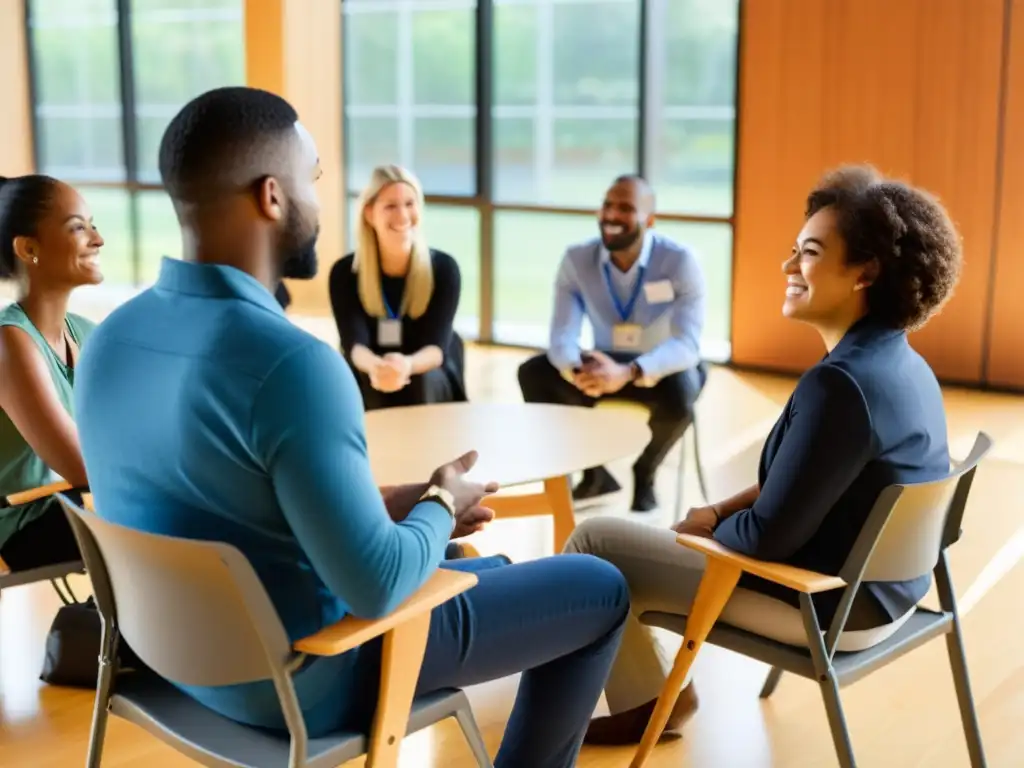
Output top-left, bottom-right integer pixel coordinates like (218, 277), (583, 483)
(56, 494), (492, 768)
(630, 432), (992, 768)
(0, 480), (85, 604)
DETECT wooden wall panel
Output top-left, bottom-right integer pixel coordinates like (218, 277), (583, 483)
(0, 0), (34, 176)
(987, 0), (1024, 389)
(732, 0), (1006, 384)
(244, 0), (344, 316)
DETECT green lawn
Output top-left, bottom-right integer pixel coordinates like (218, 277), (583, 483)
(81, 185), (732, 349)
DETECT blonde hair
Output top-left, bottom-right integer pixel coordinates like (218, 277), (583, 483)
(352, 165), (434, 319)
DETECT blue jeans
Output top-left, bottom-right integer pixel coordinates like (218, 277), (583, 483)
(183, 553), (628, 767)
(333, 553), (628, 767)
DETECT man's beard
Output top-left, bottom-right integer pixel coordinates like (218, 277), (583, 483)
(600, 222), (642, 252)
(279, 204), (320, 279)
(281, 233), (319, 279)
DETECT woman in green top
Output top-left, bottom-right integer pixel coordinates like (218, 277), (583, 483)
(0, 175), (103, 571)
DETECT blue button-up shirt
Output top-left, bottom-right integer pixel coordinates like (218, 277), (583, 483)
(73, 257), (454, 733)
(547, 231), (706, 381)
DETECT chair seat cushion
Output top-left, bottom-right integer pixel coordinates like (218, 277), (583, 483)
(111, 671), (469, 768)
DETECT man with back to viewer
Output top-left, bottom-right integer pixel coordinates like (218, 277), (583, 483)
(71, 86), (630, 767)
(518, 174), (708, 512)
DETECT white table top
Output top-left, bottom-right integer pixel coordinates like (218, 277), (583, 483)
(365, 402), (651, 487)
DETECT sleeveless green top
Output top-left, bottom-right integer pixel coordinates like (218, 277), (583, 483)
(0, 302), (95, 550)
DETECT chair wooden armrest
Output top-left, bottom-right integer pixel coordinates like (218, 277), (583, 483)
(631, 537), (846, 767)
(2, 480), (73, 507)
(676, 533), (845, 594)
(294, 568), (478, 767)
(293, 569), (478, 656)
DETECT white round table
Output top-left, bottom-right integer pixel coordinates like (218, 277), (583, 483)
(365, 402), (651, 551)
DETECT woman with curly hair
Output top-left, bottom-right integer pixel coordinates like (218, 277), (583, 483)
(563, 165), (963, 745)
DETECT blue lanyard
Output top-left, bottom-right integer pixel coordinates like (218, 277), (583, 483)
(602, 262), (645, 322)
(382, 292), (398, 320)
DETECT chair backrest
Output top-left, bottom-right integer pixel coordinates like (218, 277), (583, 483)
(56, 494), (295, 688)
(843, 433), (992, 584)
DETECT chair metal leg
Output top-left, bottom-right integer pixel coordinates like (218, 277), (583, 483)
(759, 666), (783, 699)
(801, 594), (856, 768)
(819, 670), (857, 768)
(455, 705), (493, 768)
(673, 449), (686, 523)
(87, 621), (119, 768)
(946, 618), (988, 767)
(691, 418), (708, 504)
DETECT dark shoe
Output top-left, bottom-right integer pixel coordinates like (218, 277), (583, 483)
(572, 466), (622, 504)
(584, 682), (699, 745)
(585, 684), (696, 745)
(631, 469), (658, 512)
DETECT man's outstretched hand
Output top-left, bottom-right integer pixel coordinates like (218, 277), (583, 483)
(430, 450), (500, 539)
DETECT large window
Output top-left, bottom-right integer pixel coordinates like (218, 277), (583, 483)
(27, 0), (244, 285)
(342, 0), (739, 360)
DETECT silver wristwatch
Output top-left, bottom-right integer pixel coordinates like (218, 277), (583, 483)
(419, 484), (456, 524)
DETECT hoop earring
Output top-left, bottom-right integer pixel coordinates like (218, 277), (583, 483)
(32, 257), (38, 265)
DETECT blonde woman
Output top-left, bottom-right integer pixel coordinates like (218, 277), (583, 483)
(329, 165), (466, 410)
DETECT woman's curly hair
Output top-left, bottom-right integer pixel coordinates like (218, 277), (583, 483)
(805, 165), (963, 331)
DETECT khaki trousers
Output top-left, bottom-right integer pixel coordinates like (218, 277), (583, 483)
(564, 516), (910, 713)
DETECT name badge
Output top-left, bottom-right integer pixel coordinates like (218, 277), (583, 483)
(643, 279), (674, 304)
(378, 318), (402, 348)
(612, 323), (642, 351)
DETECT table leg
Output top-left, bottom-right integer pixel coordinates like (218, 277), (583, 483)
(544, 474), (576, 553)
(629, 557), (742, 768)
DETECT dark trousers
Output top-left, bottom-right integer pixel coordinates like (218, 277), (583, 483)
(354, 332), (468, 411)
(0, 497), (82, 572)
(518, 352), (706, 482)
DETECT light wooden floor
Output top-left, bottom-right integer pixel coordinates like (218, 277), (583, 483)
(2, 334), (1023, 767)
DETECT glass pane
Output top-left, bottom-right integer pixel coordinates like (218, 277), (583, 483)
(137, 189), (182, 285)
(78, 186), (133, 285)
(646, 0), (739, 216)
(131, 0), (246, 183)
(344, 1), (476, 196)
(493, 211), (731, 358)
(29, 0), (125, 181)
(493, 210), (597, 345)
(345, 198), (479, 340)
(493, 0), (640, 206)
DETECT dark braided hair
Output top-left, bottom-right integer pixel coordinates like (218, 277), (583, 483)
(0, 174), (61, 280)
(805, 165), (962, 331)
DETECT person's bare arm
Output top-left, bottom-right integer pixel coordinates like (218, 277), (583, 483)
(0, 326), (88, 487)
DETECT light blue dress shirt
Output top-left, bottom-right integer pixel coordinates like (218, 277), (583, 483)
(546, 230), (706, 381)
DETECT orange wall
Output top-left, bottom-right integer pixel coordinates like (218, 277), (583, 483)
(987, 0), (1024, 389)
(243, 0), (344, 316)
(0, 1), (35, 176)
(732, 0), (1012, 386)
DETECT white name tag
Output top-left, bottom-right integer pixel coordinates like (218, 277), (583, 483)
(643, 279), (674, 304)
(378, 318), (402, 348)
(612, 323), (642, 351)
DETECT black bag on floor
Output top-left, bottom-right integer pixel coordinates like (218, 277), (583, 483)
(39, 590), (145, 689)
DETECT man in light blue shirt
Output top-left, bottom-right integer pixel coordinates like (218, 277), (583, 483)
(518, 175), (707, 512)
(73, 86), (628, 767)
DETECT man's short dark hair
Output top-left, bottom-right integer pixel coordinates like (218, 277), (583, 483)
(805, 165), (962, 332)
(158, 86), (299, 203)
(612, 173), (656, 212)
